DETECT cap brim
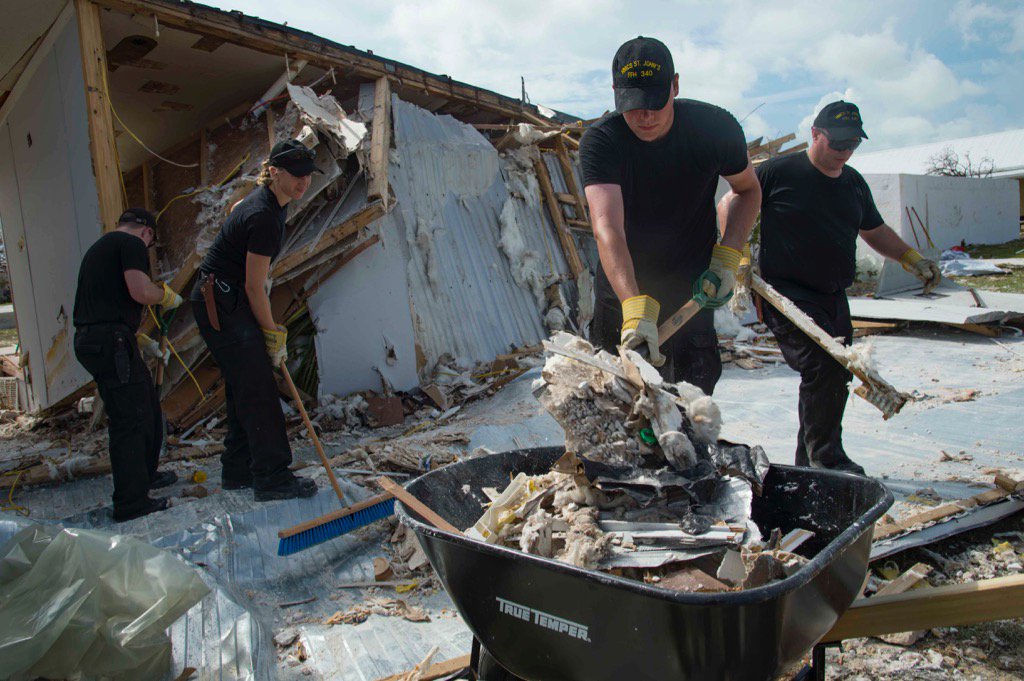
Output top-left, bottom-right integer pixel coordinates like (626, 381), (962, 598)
(614, 85), (671, 113)
(275, 158), (321, 177)
(824, 125), (868, 141)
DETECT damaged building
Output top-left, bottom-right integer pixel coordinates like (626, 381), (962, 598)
(0, 0), (603, 420)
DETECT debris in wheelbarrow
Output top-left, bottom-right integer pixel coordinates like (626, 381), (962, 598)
(460, 333), (813, 591)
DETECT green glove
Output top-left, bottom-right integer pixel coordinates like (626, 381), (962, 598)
(695, 244), (742, 308)
(899, 249), (941, 294)
(620, 295), (664, 367)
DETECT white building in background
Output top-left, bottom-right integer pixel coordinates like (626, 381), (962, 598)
(853, 128), (1024, 219)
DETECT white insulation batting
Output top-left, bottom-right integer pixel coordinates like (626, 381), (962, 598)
(309, 96), (572, 397)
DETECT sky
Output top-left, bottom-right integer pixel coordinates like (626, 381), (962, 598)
(213, 0), (1024, 153)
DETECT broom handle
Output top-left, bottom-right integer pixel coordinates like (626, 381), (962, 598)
(280, 360), (346, 505)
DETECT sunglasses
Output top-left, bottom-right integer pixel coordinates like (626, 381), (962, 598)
(819, 130), (862, 152)
(270, 146), (316, 163)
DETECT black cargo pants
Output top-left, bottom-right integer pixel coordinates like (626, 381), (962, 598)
(191, 278), (294, 490)
(73, 323), (162, 516)
(761, 293), (854, 468)
(592, 287), (722, 396)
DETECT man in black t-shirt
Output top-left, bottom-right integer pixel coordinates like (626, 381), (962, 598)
(580, 37), (761, 395)
(73, 209), (184, 521)
(719, 101), (940, 474)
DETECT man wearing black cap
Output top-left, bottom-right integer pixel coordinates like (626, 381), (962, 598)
(73, 208), (185, 521)
(191, 139), (320, 500)
(581, 37), (761, 395)
(719, 100), (940, 474)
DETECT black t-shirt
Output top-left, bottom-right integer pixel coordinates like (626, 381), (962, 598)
(200, 184), (287, 285)
(73, 231), (151, 329)
(756, 152), (883, 304)
(580, 98), (749, 307)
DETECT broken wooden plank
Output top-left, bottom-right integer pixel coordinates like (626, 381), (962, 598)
(946, 322), (1001, 337)
(374, 654), (471, 681)
(874, 485), (1011, 541)
(823, 574), (1024, 642)
(534, 156), (583, 278)
(752, 273), (908, 418)
(367, 76), (392, 209)
(874, 562), (933, 646)
(75, 0), (124, 230)
(271, 200), (385, 278)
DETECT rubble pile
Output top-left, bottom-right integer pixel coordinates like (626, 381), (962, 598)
(464, 333), (812, 592)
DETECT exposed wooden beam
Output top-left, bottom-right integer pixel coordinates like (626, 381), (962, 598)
(76, 0), (124, 232)
(92, 0), (545, 121)
(534, 156), (583, 278)
(554, 135), (588, 225)
(271, 200), (386, 278)
(366, 76), (391, 209)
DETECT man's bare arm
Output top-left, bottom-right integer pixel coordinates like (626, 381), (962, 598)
(716, 162), (761, 249)
(124, 269), (165, 306)
(859, 223), (913, 260)
(586, 183), (639, 302)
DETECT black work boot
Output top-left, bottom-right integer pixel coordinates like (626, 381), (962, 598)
(811, 456), (866, 477)
(149, 470), (178, 489)
(113, 496), (169, 522)
(254, 475), (318, 501)
(221, 475), (254, 490)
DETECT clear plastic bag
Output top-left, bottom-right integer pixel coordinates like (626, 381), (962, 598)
(0, 523), (209, 680)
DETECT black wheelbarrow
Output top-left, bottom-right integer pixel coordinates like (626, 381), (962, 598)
(393, 447), (893, 681)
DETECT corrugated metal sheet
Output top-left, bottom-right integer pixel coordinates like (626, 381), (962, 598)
(309, 96), (582, 396)
(853, 128), (1024, 179)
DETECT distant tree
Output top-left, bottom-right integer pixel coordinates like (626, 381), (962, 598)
(925, 146), (994, 178)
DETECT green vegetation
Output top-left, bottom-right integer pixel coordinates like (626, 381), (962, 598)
(951, 236), (1024, 293)
(964, 237), (1024, 260)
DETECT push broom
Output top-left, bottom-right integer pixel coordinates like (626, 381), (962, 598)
(276, 360), (395, 556)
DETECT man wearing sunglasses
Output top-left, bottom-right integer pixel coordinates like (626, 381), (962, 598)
(731, 100), (939, 475)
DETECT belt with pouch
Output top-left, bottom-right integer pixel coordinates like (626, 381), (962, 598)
(199, 272), (235, 331)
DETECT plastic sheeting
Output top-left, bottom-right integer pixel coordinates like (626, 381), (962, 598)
(0, 523), (209, 681)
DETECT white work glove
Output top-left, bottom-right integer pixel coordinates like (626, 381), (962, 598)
(137, 333), (170, 365)
(899, 249), (941, 294)
(620, 295), (664, 367)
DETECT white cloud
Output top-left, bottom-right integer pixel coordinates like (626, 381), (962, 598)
(949, 0), (1024, 53)
(214, 0), (1017, 152)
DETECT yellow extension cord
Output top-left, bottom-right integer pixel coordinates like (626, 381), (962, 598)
(147, 306), (205, 403)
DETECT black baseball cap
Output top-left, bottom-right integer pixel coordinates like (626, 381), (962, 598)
(118, 208), (157, 229)
(612, 37), (675, 113)
(813, 101), (869, 140)
(268, 139), (321, 177)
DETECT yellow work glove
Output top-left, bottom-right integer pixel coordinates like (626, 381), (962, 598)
(159, 282), (183, 310)
(736, 243), (753, 289)
(136, 333), (169, 365)
(620, 295), (664, 367)
(698, 244), (742, 307)
(899, 249), (941, 294)
(262, 325), (288, 366)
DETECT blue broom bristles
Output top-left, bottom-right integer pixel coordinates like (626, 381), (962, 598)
(277, 497), (396, 556)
